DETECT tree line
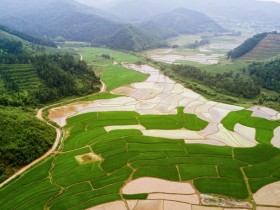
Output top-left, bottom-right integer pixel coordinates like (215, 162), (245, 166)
(186, 39), (210, 49)
(249, 59), (280, 92)
(171, 64), (260, 99)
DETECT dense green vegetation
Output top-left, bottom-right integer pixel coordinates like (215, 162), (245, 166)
(0, 38), (23, 55)
(0, 54), (101, 106)
(227, 32), (277, 59)
(0, 107), (56, 182)
(249, 59), (280, 93)
(1, 108), (280, 208)
(34, 54), (100, 103)
(170, 64), (260, 99)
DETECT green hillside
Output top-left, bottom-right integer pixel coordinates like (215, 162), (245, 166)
(0, 54), (101, 106)
(243, 34), (280, 61)
(0, 24), (56, 47)
(228, 32), (280, 60)
(102, 25), (167, 51)
(0, 64), (40, 91)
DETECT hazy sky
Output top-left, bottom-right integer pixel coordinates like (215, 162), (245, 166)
(77, 0), (280, 2)
(75, 0), (280, 9)
(262, 0), (280, 2)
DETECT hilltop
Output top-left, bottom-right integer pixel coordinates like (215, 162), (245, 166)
(228, 32), (280, 61)
(102, 0), (280, 26)
(141, 8), (225, 39)
(0, 0), (165, 51)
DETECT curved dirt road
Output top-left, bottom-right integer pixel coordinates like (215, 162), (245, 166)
(0, 80), (106, 188)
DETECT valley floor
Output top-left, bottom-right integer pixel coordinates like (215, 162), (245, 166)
(1, 47), (280, 210)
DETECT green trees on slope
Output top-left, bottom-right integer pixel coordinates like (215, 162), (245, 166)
(171, 64), (260, 99)
(34, 55), (101, 103)
(249, 59), (280, 92)
(0, 38), (23, 55)
(0, 54), (101, 105)
(0, 107), (56, 182)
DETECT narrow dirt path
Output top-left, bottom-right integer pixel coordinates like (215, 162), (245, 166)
(0, 79), (106, 188)
(79, 53), (83, 61)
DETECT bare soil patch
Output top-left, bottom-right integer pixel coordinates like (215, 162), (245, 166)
(75, 153), (101, 165)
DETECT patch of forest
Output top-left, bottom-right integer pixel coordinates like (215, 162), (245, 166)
(0, 54), (101, 106)
(170, 64), (260, 99)
(0, 37), (23, 55)
(248, 59), (280, 104)
(186, 39), (210, 49)
(0, 107), (56, 182)
(249, 59), (280, 96)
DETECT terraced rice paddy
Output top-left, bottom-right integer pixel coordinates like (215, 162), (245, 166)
(1, 62), (280, 209)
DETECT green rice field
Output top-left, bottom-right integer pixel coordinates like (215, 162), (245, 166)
(1, 107), (280, 209)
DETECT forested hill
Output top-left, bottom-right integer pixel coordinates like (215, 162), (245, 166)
(141, 8), (225, 39)
(0, 25), (56, 48)
(0, 54), (101, 106)
(0, 24), (56, 56)
(228, 32), (280, 60)
(101, 25), (167, 51)
(0, 25), (101, 106)
(0, 0), (165, 51)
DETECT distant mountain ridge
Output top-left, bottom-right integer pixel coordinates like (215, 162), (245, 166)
(100, 0), (280, 26)
(141, 8), (225, 39)
(0, 0), (165, 51)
